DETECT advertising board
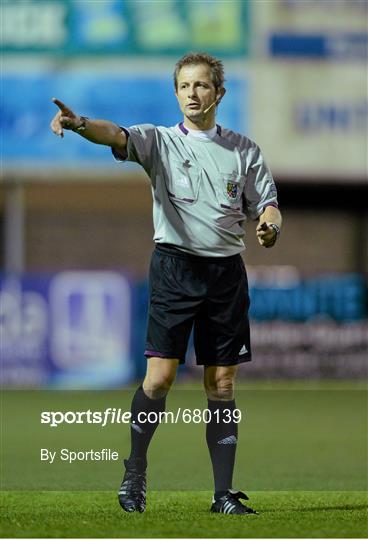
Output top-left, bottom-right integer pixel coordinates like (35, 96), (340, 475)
(0, 272), (133, 387)
(2, 270), (366, 386)
(251, 63), (367, 179)
(253, 0), (367, 60)
(2, 0), (249, 57)
(1, 73), (248, 171)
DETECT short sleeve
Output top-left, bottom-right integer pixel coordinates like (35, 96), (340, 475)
(111, 124), (157, 175)
(244, 145), (278, 220)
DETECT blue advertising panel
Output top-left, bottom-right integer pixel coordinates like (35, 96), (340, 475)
(270, 33), (368, 60)
(1, 73), (247, 168)
(0, 272), (134, 387)
(2, 271), (366, 386)
(249, 274), (366, 322)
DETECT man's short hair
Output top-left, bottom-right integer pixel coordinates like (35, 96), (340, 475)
(174, 52), (225, 91)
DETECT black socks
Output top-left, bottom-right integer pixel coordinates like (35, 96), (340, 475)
(126, 387), (238, 497)
(206, 398), (238, 496)
(126, 385), (166, 471)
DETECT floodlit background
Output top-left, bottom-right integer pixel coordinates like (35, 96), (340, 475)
(1, 0), (367, 387)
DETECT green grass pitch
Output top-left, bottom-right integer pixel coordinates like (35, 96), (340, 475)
(1, 490), (367, 538)
(1, 381), (367, 537)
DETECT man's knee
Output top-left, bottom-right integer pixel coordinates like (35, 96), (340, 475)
(143, 374), (175, 399)
(205, 379), (235, 400)
(204, 366), (237, 400)
(143, 357), (179, 399)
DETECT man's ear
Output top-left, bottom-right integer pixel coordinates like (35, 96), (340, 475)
(216, 87), (226, 104)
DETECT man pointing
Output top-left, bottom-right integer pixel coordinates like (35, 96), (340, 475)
(50, 52), (282, 515)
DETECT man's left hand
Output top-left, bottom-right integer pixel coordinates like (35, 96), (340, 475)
(256, 222), (279, 248)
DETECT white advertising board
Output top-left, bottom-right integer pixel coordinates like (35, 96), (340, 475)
(251, 62), (367, 180)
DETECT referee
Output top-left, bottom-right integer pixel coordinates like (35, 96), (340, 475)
(50, 52), (282, 515)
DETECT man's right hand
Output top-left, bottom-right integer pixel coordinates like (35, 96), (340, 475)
(50, 98), (127, 150)
(50, 98), (82, 138)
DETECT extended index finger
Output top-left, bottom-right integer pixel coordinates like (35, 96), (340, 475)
(52, 97), (69, 112)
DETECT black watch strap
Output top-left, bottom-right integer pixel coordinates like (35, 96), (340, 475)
(269, 223), (281, 237)
(73, 116), (88, 132)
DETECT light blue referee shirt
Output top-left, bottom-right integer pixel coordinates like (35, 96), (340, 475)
(113, 123), (278, 257)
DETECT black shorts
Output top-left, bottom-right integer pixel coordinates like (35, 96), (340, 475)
(144, 244), (252, 366)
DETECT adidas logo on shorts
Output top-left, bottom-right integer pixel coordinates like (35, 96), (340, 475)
(239, 344), (248, 355)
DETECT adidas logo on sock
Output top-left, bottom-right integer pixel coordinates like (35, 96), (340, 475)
(217, 435), (237, 445)
(131, 423), (145, 434)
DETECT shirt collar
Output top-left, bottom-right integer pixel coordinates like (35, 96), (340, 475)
(179, 122), (222, 137)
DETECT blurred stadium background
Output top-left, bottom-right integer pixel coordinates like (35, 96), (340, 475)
(1, 0), (367, 389)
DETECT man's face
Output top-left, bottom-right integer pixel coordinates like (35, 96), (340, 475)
(175, 63), (218, 122)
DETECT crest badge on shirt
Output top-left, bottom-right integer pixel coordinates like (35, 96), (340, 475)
(227, 181), (238, 200)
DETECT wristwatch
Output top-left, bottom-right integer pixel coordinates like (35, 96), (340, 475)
(73, 116), (88, 132)
(269, 223), (281, 237)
